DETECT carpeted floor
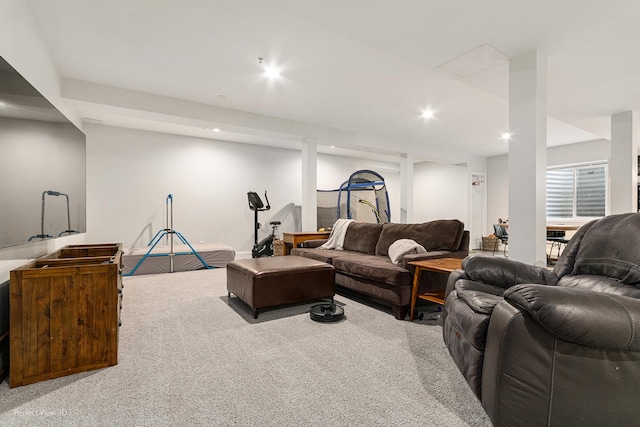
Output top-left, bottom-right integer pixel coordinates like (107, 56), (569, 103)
(0, 268), (491, 426)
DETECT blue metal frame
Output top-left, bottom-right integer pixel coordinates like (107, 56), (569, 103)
(337, 170), (390, 223)
(123, 194), (213, 276)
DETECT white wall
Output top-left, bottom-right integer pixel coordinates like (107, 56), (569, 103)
(86, 125), (406, 255)
(487, 154), (510, 233)
(413, 161), (468, 225)
(487, 139), (612, 231)
(547, 139), (610, 167)
(86, 125), (304, 255)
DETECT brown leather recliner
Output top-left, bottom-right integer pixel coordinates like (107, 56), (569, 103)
(443, 213), (640, 427)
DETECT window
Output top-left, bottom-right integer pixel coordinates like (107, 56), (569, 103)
(546, 163), (606, 219)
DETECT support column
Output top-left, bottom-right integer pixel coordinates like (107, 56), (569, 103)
(508, 50), (547, 266)
(301, 138), (318, 232)
(610, 111), (638, 214)
(400, 153), (414, 223)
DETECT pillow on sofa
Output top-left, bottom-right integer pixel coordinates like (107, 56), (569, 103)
(388, 239), (426, 265)
(343, 222), (384, 255)
(573, 213), (640, 286)
(375, 220), (464, 256)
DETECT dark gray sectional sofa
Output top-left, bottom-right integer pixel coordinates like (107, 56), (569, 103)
(291, 220), (469, 319)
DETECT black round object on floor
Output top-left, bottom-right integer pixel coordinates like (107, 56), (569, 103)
(310, 303), (344, 322)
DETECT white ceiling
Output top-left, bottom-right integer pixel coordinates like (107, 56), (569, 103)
(24, 0), (640, 160)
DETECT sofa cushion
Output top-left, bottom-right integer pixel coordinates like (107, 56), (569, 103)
(290, 248), (353, 264)
(375, 220), (464, 256)
(573, 213), (640, 286)
(332, 254), (412, 287)
(343, 222), (384, 254)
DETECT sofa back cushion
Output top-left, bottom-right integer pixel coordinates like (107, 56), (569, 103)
(374, 220), (464, 256)
(343, 222), (384, 254)
(573, 213), (640, 286)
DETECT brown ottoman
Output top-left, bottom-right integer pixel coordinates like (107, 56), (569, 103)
(227, 256), (335, 318)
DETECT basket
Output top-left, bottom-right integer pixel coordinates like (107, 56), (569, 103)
(482, 236), (499, 251)
(273, 238), (286, 256)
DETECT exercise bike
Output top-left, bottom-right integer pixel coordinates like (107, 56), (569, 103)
(248, 191), (281, 258)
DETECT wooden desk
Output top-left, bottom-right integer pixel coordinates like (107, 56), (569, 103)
(281, 231), (331, 255)
(408, 257), (462, 321)
(546, 224), (581, 232)
(501, 224), (581, 232)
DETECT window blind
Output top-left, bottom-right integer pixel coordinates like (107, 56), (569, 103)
(546, 164), (606, 219)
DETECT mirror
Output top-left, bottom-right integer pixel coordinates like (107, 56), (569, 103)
(0, 56), (86, 248)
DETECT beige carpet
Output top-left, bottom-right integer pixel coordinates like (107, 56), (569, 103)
(0, 268), (491, 426)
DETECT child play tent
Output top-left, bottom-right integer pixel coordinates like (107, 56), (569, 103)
(317, 170), (390, 230)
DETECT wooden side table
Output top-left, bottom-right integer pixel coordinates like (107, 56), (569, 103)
(408, 257), (462, 321)
(281, 231), (331, 255)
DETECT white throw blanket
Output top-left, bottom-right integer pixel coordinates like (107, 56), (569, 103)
(388, 239), (427, 265)
(319, 219), (355, 250)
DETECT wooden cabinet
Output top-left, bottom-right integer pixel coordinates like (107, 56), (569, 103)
(0, 281), (8, 384)
(9, 243), (122, 387)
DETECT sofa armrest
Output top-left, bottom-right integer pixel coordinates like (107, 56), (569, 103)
(297, 239), (327, 248)
(458, 230), (470, 252)
(401, 251), (455, 267)
(481, 297), (640, 426)
(505, 284), (640, 350)
(462, 255), (558, 289)
(442, 269), (467, 323)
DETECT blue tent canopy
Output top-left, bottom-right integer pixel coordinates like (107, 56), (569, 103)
(317, 170), (390, 229)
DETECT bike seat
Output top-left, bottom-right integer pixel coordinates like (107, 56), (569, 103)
(270, 221), (281, 226)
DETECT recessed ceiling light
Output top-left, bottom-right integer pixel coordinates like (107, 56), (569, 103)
(500, 131), (512, 140)
(0, 101), (7, 107)
(259, 57), (281, 79)
(264, 64), (281, 79)
(213, 128), (220, 132)
(421, 109), (435, 119)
